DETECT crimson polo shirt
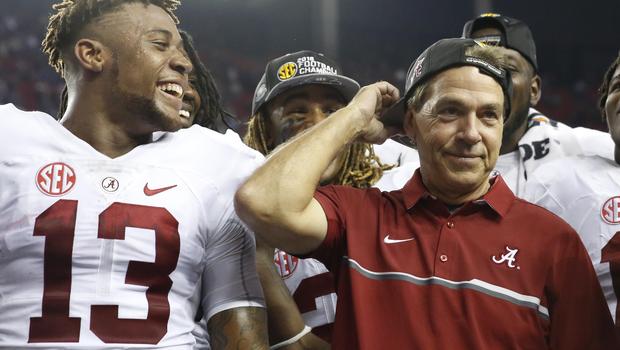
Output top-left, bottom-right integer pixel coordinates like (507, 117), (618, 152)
(310, 170), (617, 350)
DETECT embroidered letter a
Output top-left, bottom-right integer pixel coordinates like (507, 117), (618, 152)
(492, 246), (519, 268)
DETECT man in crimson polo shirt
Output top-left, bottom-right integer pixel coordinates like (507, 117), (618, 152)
(235, 38), (617, 349)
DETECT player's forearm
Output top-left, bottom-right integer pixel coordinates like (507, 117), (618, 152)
(255, 241), (331, 350)
(208, 306), (269, 350)
(256, 242), (307, 341)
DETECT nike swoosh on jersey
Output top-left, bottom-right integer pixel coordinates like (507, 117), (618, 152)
(143, 183), (177, 196)
(383, 234), (415, 244)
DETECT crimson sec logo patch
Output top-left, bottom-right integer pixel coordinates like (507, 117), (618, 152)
(36, 162), (76, 196)
(601, 196), (620, 224)
(274, 249), (299, 279)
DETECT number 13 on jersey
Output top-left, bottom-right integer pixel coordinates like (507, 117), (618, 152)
(29, 199), (180, 344)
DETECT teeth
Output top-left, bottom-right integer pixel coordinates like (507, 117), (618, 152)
(157, 82), (183, 98)
(179, 110), (190, 118)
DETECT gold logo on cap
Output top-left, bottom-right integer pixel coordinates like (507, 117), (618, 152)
(480, 12), (500, 17)
(277, 62), (298, 81)
(473, 39), (488, 47)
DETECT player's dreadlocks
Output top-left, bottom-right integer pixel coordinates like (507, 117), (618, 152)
(244, 111), (393, 188)
(42, 0), (181, 76)
(179, 30), (234, 132)
(599, 53), (620, 121)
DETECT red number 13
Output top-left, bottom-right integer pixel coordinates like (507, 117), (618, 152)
(602, 231), (620, 336)
(29, 199), (180, 344)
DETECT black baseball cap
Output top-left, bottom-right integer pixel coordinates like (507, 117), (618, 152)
(383, 37), (512, 129)
(251, 50), (360, 115)
(462, 13), (538, 72)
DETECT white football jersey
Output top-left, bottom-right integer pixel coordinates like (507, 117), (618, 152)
(524, 155), (620, 324)
(0, 104), (264, 349)
(493, 109), (613, 196)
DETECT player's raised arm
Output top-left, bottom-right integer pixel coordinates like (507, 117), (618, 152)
(234, 82), (399, 255)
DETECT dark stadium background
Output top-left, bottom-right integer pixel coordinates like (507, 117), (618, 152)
(1, 0), (617, 132)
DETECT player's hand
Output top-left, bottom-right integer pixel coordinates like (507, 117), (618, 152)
(346, 81), (400, 144)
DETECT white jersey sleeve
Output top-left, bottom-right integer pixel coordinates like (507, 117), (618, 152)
(201, 206), (263, 321)
(372, 139), (419, 166)
(0, 104), (264, 349)
(372, 161), (419, 192)
(525, 155), (620, 324)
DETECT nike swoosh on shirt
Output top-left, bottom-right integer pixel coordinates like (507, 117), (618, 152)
(383, 235), (415, 244)
(143, 183), (177, 196)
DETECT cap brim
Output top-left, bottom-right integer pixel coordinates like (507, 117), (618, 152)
(263, 74), (360, 106)
(381, 95), (407, 132)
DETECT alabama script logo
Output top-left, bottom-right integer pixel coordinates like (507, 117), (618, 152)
(492, 246), (520, 269)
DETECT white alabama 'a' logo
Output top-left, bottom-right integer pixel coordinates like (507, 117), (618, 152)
(492, 246), (520, 269)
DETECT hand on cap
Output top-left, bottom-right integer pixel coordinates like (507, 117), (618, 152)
(347, 81), (400, 144)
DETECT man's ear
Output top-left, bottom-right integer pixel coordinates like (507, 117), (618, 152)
(529, 74), (542, 107)
(402, 109), (417, 146)
(73, 39), (107, 73)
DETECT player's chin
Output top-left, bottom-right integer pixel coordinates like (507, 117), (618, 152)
(155, 105), (190, 131)
(174, 114), (193, 130)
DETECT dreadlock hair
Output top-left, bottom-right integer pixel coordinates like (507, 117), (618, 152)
(179, 30), (233, 132)
(244, 109), (393, 189)
(42, 0), (181, 76)
(599, 53), (620, 121)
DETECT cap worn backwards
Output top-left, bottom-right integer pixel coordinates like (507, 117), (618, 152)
(251, 50), (360, 115)
(462, 13), (538, 72)
(383, 37), (512, 129)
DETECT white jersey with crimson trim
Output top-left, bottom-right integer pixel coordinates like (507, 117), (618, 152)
(524, 155), (620, 325)
(0, 104), (264, 349)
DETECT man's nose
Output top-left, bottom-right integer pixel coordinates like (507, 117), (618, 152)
(458, 113), (482, 145)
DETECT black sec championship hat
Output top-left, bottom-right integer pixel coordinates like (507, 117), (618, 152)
(383, 37), (512, 128)
(251, 50), (360, 115)
(462, 13), (538, 72)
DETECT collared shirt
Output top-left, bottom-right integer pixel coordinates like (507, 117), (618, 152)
(310, 170), (616, 350)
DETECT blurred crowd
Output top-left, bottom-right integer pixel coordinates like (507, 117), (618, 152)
(0, 12), (607, 131)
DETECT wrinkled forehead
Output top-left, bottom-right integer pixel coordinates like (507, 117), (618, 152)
(427, 66), (504, 102)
